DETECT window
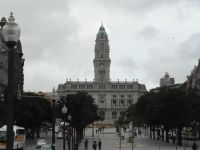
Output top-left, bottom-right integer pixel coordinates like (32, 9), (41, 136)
(99, 95), (105, 107)
(100, 64), (104, 68)
(101, 33), (104, 38)
(127, 100), (132, 106)
(112, 100), (117, 107)
(120, 111), (124, 115)
(120, 100), (125, 107)
(127, 85), (133, 89)
(99, 100), (105, 107)
(99, 111), (105, 120)
(112, 111), (117, 119)
(99, 84), (105, 89)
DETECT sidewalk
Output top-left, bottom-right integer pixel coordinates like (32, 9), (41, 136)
(78, 128), (198, 150)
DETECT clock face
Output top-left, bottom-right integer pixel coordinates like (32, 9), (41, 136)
(100, 64), (104, 68)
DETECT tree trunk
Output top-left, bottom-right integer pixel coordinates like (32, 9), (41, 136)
(150, 125), (152, 139)
(153, 126), (156, 139)
(177, 127), (182, 146)
(157, 127), (160, 140)
(165, 129), (169, 143)
(161, 128), (164, 141)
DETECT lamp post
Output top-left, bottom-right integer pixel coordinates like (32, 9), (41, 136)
(52, 99), (56, 150)
(0, 94), (4, 102)
(62, 105), (67, 150)
(191, 120), (199, 150)
(92, 121), (94, 137)
(119, 126), (121, 150)
(131, 122), (134, 150)
(68, 114), (72, 150)
(2, 12), (20, 150)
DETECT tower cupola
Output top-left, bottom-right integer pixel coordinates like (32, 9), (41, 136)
(93, 24), (111, 82)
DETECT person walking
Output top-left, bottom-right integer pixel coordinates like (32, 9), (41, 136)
(84, 139), (88, 150)
(92, 140), (97, 150)
(98, 139), (102, 150)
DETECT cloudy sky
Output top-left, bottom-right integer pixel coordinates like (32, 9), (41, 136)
(1, 0), (200, 92)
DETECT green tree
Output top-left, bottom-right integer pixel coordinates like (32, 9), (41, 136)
(56, 91), (98, 146)
(15, 92), (53, 138)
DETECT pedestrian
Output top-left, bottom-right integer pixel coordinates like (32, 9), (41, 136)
(98, 139), (102, 150)
(92, 140), (97, 150)
(84, 139), (88, 150)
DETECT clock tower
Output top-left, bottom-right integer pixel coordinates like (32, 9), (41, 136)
(93, 24), (111, 82)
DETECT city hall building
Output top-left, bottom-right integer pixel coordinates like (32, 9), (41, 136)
(57, 25), (146, 123)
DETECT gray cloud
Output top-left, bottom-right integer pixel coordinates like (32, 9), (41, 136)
(98, 0), (181, 15)
(137, 26), (159, 40)
(1, 0), (200, 91)
(178, 33), (200, 60)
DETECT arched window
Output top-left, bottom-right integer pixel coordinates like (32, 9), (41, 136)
(99, 111), (105, 120)
(112, 111), (117, 119)
(101, 33), (104, 38)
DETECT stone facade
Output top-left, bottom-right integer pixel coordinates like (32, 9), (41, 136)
(0, 17), (25, 99)
(187, 59), (200, 91)
(57, 25), (146, 123)
(0, 30), (8, 95)
(160, 72), (175, 87)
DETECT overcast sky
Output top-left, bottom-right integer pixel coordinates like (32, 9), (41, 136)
(1, 0), (200, 92)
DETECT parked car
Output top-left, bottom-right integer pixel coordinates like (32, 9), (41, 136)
(36, 139), (47, 148)
(55, 126), (60, 133)
(57, 132), (63, 139)
(41, 144), (52, 150)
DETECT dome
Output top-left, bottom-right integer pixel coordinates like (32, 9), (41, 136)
(97, 24), (107, 39)
(164, 72), (169, 78)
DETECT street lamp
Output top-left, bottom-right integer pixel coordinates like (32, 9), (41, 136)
(191, 120), (199, 150)
(0, 94), (4, 102)
(62, 105), (67, 150)
(52, 99), (56, 150)
(131, 122), (134, 150)
(119, 126), (121, 150)
(68, 114), (72, 150)
(2, 12), (20, 150)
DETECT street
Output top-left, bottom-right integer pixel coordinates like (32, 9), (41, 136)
(25, 127), (200, 150)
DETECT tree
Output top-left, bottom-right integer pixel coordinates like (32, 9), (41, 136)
(15, 92), (53, 138)
(56, 91), (98, 147)
(126, 87), (200, 145)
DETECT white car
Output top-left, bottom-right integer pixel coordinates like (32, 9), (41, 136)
(57, 132), (63, 139)
(55, 126), (60, 133)
(41, 144), (52, 150)
(36, 139), (47, 148)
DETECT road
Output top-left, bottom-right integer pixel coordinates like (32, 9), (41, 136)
(25, 128), (199, 150)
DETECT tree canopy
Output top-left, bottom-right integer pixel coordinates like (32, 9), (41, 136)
(56, 91), (98, 130)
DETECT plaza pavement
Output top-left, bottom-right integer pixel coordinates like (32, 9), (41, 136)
(78, 127), (199, 150)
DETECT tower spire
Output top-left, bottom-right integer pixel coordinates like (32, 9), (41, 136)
(93, 25), (111, 82)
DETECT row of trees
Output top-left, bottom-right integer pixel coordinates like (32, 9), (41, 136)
(0, 92), (53, 138)
(120, 87), (200, 145)
(0, 91), (99, 143)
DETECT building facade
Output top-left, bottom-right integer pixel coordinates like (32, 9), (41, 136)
(0, 17), (25, 100)
(160, 72), (175, 87)
(57, 25), (146, 123)
(187, 59), (200, 91)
